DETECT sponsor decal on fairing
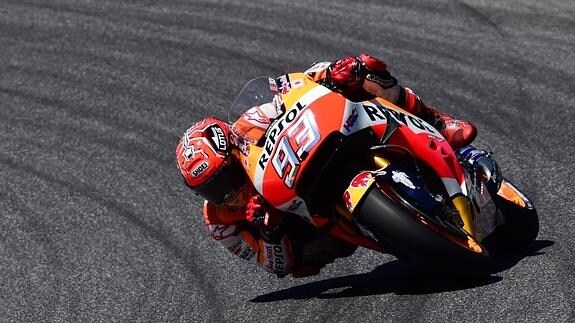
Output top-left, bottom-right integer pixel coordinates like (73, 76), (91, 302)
(268, 110), (321, 189)
(391, 171), (416, 189)
(360, 102), (443, 138)
(343, 190), (353, 211)
(259, 101), (308, 170)
(343, 107), (359, 132)
(344, 171), (377, 213)
(351, 171), (373, 188)
(268, 77), (278, 92)
(340, 101), (368, 135)
(253, 85), (332, 194)
(276, 74), (304, 95)
(276, 75), (291, 94)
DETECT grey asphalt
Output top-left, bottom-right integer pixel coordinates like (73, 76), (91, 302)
(1, 0), (574, 322)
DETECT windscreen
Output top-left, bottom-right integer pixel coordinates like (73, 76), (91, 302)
(228, 76), (277, 123)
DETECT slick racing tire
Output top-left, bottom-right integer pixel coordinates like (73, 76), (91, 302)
(355, 187), (493, 275)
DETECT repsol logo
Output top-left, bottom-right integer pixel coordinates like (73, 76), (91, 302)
(361, 104), (440, 136)
(258, 102), (307, 169)
(191, 161), (209, 177)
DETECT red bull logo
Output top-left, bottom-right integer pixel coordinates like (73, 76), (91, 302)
(344, 171), (376, 214)
(351, 171), (373, 188)
(343, 191), (353, 210)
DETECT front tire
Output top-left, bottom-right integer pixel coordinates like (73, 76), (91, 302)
(355, 187), (492, 274)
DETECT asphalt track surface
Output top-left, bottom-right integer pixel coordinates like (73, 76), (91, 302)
(1, 0), (574, 322)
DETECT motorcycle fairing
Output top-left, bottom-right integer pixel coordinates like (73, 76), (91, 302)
(238, 73), (467, 228)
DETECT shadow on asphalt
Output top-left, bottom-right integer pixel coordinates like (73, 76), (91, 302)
(251, 240), (554, 302)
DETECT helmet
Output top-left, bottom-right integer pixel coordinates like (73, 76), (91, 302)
(176, 117), (247, 204)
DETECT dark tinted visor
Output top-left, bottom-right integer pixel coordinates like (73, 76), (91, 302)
(193, 157), (247, 204)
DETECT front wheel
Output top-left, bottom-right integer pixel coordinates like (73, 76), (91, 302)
(355, 187), (492, 274)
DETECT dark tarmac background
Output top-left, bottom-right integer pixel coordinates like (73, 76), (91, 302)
(1, 0), (574, 321)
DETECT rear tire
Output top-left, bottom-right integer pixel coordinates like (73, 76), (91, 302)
(355, 187), (492, 274)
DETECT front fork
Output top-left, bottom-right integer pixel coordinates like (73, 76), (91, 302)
(458, 146), (510, 240)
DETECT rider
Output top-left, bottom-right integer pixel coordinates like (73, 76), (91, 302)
(176, 54), (477, 278)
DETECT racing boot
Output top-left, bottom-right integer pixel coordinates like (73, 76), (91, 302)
(399, 87), (477, 148)
(429, 110), (478, 148)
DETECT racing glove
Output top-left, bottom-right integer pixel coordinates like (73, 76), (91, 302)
(246, 195), (283, 242)
(328, 53), (398, 91)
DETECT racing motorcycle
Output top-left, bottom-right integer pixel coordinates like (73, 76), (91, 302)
(228, 73), (539, 273)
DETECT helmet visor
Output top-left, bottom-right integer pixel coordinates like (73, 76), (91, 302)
(192, 156), (247, 204)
